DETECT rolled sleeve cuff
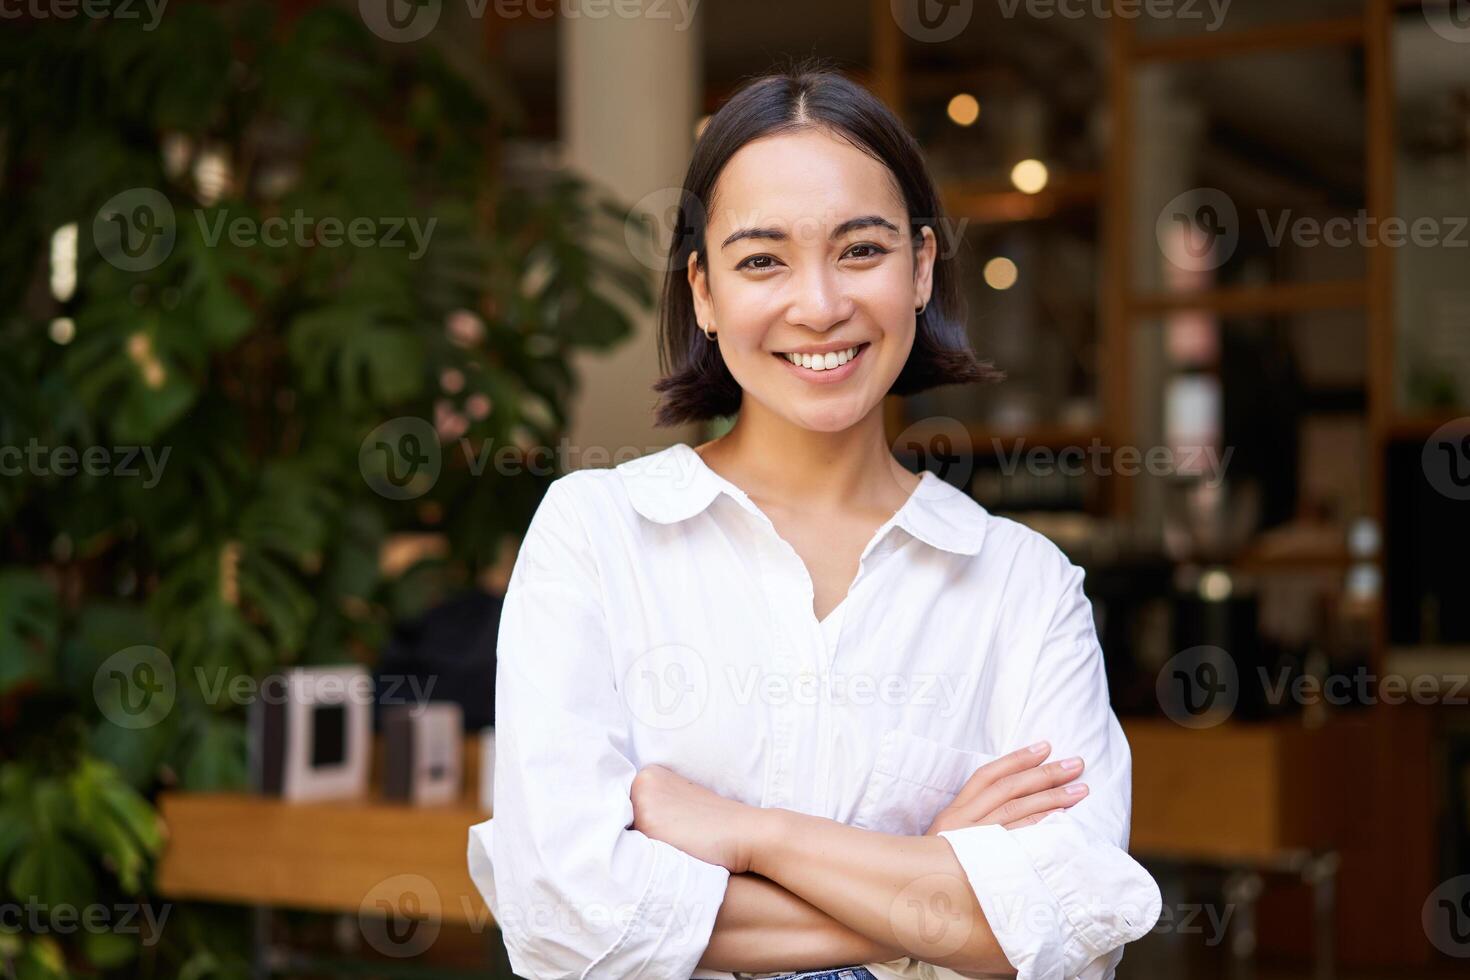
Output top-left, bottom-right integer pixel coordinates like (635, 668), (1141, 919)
(938, 824), (1065, 980)
(468, 820), (732, 979)
(938, 823), (1160, 980)
(594, 840), (732, 980)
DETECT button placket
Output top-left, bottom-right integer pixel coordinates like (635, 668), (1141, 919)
(747, 513), (806, 811)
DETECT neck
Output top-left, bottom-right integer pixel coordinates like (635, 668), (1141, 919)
(695, 397), (915, 512)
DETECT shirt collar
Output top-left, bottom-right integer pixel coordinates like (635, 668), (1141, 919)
(616, 442), (987, 557)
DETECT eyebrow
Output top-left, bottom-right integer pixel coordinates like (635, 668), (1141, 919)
(720, 214), (900, 250)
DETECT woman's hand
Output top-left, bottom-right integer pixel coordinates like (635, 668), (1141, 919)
(924, 741), (1087, 835)
(630, 765), (759, 874)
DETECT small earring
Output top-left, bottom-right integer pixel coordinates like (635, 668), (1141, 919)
(702, 322), (716, 340)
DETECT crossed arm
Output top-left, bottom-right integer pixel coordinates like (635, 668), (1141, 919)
(630, 743), (1089, 976)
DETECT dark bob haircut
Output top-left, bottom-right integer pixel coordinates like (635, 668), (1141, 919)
(651, 58), (1000, 428)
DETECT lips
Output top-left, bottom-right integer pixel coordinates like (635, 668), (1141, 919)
(771, 341), (870, 383)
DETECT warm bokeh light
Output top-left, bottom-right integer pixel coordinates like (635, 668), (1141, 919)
(1009, 158), (1049, 194)
(946, 93), (980, 127)
(48, 316), (75, 345)
(983, 256), (1019, 290)
(49, 223), (77, 303)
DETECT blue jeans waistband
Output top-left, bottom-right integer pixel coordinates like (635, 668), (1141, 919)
(734, 970), (879, 980)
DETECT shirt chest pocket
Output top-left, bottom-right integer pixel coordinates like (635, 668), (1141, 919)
(850, 728), (998, 836)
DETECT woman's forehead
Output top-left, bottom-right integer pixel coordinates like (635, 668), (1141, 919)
(706, 130), (907, 234)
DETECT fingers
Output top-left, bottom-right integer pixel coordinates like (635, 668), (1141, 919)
(949, 740), (1053, 809)
(990, 781), (1089, 827)
(990, 756), (1085, 805)
(1005, 807), (1066, 830)
(955, 755), (1088, 827)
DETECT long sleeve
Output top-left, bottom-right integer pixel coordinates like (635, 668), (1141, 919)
(935, 557), (1161, 980)
(466, 475), (732, 980)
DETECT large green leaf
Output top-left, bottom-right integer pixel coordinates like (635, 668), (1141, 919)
(0, 571), (58, 693)
(7, 838), (95, 912)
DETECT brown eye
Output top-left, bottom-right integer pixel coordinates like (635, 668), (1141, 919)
(844, 243), (889, 260)
(736, 254), (779, 271)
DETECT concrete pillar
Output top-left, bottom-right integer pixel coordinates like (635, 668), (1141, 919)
(559, 0), (703, 462)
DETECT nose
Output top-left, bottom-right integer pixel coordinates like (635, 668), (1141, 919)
(784, 262), (853, 333)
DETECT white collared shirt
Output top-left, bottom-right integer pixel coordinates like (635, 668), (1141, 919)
(467, 442), (1161, 980)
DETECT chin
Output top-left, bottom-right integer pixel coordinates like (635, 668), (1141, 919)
(784, 400), (871, 433)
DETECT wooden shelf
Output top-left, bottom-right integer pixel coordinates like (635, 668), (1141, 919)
(1131, 17), (1366, 64)
(1124, 716), (1371, 863)
(1129, 279), (1368, 318)
(156, 792), (492, 925)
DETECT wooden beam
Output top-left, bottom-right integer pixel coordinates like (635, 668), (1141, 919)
(1132, 16), (1365, 64)
(1102, 4), (1136, 517)
(1364, 0), (1395, 681)
(941, 172), (1101, 224)
(1129, 279), (1368, 317)
(869, 0), (904, 115)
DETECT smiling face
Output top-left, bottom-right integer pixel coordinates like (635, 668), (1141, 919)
(687, 127), (936, 433)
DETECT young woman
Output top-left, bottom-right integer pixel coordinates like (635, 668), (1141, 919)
(468, 63), (1161, 980)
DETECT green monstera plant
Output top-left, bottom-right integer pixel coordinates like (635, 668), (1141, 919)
(0, 5), (649, 977)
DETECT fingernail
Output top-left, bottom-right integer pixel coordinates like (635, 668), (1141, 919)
(1059, 757), (1082, 771)
(1029, 741), (1049, 754)
(1065, 783), (1089, 796)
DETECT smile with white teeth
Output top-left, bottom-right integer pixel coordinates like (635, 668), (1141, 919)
(779, 343), (866, 372)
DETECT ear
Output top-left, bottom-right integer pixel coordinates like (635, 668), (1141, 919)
(912, 224), (937, 312)
(687, 251), (714, 330)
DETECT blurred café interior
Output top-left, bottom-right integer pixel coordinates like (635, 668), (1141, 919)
(3, 1), (1470, 979)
